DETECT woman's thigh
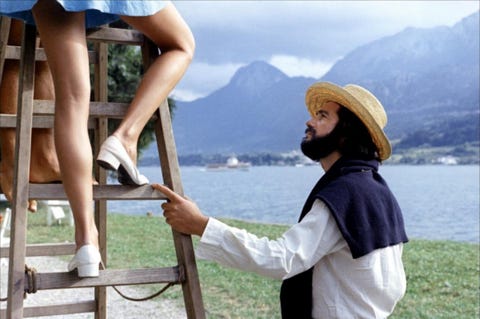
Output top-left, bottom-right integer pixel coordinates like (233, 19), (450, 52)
(121, 3), (194, 54)
(32, 0), (90, 104)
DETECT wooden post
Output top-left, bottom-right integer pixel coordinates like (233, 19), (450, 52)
(93, 41), (109, 319)
(6, 23), (37, 319)
(141, 37), (206, 318)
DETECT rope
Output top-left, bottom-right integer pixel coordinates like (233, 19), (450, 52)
(24, 264), (38, 297)
(100, 262), (179, 302)
(111, 282), (175, 302)
(0, 264), (36, 301)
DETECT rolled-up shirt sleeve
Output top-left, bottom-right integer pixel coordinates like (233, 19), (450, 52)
(196, 199), (346, 280)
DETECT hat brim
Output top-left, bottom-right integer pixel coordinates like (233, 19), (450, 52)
(306, 82), (391, 160)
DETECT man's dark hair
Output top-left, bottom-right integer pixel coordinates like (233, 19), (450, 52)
(336, 106), (380, 161)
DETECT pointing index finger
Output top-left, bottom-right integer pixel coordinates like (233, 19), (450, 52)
(152, 184), (181, 201)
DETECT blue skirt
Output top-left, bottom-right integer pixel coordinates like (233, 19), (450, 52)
(0, 0), (169, 28)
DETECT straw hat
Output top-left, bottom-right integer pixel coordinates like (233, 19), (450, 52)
(305, 82), (391, 160)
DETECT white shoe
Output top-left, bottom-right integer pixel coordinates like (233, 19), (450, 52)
(68, 245), (101, 278)
(97, 136), (149, 185)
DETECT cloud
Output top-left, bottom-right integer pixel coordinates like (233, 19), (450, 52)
(176, 1), (479, 61)
(172, 1), (479, 99)
(268, 55), (337, 79)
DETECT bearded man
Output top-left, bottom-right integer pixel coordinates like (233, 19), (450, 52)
(155, 82), (408, 319)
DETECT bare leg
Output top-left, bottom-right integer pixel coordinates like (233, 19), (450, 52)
(115, 3), (195, 162)
(32, 0), (98, 249)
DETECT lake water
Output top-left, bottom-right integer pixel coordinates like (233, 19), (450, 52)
(107, 165), (479, 243)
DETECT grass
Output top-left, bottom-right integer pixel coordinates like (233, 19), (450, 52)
(19, 208), (480, 319)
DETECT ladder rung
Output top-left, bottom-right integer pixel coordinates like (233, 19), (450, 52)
(4, 45), (97, 63)
(86, 27), (144, 45)
(0, 113), (21, 127)
(32, 267), (182, 291)
(0, 113), (53, 128)
(0, 246), (7, 258)
(0, 113), (98, 129)
(4, 45), (46, 61)
(0, 243), (75, 258)
(32, 100), (130, 118)
(0, 114), (100, 129)
(29, 184), (167, 201)
(1, 301), (96, 318)
(0, 101), (131, 128)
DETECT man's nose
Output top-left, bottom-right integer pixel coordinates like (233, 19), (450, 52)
(305, 117), (314, 127)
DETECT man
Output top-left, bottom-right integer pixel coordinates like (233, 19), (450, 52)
(154, 82), (408, 318)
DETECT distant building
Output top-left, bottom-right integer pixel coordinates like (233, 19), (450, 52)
(436, 156), (458, 165)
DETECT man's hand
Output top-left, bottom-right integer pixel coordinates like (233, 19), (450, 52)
(152, 184), (209, 236)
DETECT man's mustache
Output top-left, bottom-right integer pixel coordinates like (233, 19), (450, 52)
(305, 126), (316, 135)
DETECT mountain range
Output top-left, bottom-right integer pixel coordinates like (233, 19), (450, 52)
(168, 12), (479, 157)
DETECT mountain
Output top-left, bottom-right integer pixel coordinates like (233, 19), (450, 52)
(172, 61), (314, 154)
(169, 12), (479, 157)
(321, 12), (479, 138)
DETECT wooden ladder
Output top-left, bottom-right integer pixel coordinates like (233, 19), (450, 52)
(0, 17), (205, 319)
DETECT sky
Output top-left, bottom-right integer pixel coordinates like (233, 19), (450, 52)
(171, 1), (479, 101)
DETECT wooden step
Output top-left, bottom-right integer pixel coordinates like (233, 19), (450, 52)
(3, 45), (97, 63)
(32, 100), (130, 118)
(29, 184), (167, 201)
(0, 100), (156, 129)
(30, 266), (182, 291)
(2, 27), (144, 64)
(86, 27), (144, 45)
(1, 301), (96, 318)
(0, 243), (76, 258)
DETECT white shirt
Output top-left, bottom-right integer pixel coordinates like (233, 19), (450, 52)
(196, 199), (406, 318)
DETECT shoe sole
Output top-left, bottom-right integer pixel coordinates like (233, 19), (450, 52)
(97, 159), (117, 171)
(77, 263), (100, 277)
(97, 137), (149, 185)
(117, 165), (137, 185)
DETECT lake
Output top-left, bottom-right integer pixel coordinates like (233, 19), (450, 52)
(107, 165), (479, 243)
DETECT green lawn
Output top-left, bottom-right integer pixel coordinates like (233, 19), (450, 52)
(22, 209), (480, 319)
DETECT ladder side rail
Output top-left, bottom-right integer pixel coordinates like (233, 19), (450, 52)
(155, 101), (206, 319)
(92, 40), (109, 319)
(6, 23), (37, 319)
(142, 38), (206, 319)
(0, 16), (11, 84)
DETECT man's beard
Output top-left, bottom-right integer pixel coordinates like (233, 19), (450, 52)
(301, 126), (341, 162)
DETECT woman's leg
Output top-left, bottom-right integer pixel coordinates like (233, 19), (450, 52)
(32, 0), (98, 249)
(115, 3), (195, 163)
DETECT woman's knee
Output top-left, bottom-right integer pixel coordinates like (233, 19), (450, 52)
(121, 4), (195, 59)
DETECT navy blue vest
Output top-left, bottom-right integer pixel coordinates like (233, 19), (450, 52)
(280, 157), (408, 318)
